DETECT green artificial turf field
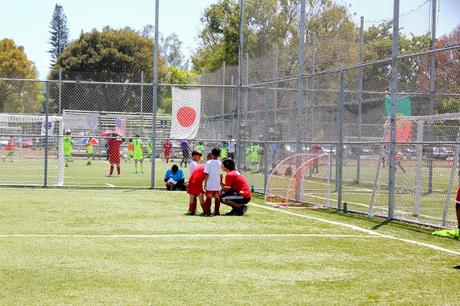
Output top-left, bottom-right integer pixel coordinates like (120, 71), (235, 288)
(0, 188), (459, 304)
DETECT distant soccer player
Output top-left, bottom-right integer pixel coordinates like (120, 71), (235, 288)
(126, 139), (134, 162)
(147, 140), (153, 161)
(220, 141), (228, 159)
(190, 150), (202, 175)
(186, 153), (212, 215)
(228, 135), (236, 160)
(133, 135), (144, 173)
(107, 133), (125, 176)
(203, 148), (221, 216)
(63, 132), (74, 167)
(180, 139), (190, 168)
(86, 137), (94, 166)
(195, 141), (205, 161)
(164, 139), (172, 163)
(164, 164), (185, 190)
(220, 158), (251, 216)
(2, 136), (14, 162)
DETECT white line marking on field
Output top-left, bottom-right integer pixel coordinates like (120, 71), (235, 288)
(251, 203), (460, 256)
(105, 183), (115, 187)
(0, 234), (378, 239)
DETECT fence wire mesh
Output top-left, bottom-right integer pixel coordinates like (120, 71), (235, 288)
(1, 0), (459, 229)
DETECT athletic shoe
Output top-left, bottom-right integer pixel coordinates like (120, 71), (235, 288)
(236, 205), (249, 216)
(184, 211), (195, 216)
(200, 212), (212, 217)
(225, 209), (237, 216)
(213, 212), (221, 216)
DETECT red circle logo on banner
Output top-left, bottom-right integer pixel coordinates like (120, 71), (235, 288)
(177, 107), (196, 127)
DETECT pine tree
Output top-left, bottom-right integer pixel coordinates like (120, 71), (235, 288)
(49, 4), (69, 68)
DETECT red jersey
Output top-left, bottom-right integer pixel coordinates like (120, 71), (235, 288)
(456, 186), (460, 204)
(224, 170), (251, 198)
(164, 142), (172, 153)
(187, 165), (206, 196)
(108, 139), (123, 163)
(6, 138), (14, 151)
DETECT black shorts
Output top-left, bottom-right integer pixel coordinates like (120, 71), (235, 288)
(221, 191), (250, 205)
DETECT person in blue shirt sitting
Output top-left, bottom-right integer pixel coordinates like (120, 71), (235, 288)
(164, 164), (186, 191)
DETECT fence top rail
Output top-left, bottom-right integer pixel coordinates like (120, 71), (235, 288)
(244, 44), (460, 88)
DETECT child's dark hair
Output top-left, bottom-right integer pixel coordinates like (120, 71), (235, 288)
(211, 147), (221, 157)
(128, 138), (133, 142)
(222, 158), (235, 171)
(135, 134), (140, 138)
(172, 165), (179, 172)
(191, 150), (202, 157)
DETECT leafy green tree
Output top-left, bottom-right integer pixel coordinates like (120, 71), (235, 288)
(0, 39), (43, 113)
(192, 0), (240, 72)
(49, 4), (69, 68)
(49, 27), (167, 113)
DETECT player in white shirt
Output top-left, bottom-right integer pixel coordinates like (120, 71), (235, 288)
(228, 135), (236, 160)
(189, 150), (202, 176)
(203, 148), (221, 216)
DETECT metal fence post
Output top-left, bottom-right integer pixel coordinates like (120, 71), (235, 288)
(388, 0), (400, 219)
(274, 45), (279, 123)
(236, 0), (244, 171)
(427, 0), (437, 194)
(44, 82), (49, 187)
(295, 0), (306, 202)
(221, 62), (226, 140)
(58, 68), (62, 115)
(263, 84), (269, 192)
(150, 0), (160, 189)
(141, 70), (144, 133)
(357, 16), (364, 184)
(337, 69), (345, 210)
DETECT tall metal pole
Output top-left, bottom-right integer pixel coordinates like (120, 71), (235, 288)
(221, 62), (226, 140)
(427, 0), (437, 193)
(297, 0), (306, 150)
(263, 84), (270, 192)
(236, 0), (244, 170)
(337, 69), (345, 210)
(274, 45), (279, 123)
(295, 0), (306, 202)
(150, 0), (160, 189)
(141, 70), (144, 133)
(357, 16), (364, 184)
(44, 82), (50, 187)
(307, 33), (316, 144)
(58, 68), (62, 115)
(388, 0), (400, 219)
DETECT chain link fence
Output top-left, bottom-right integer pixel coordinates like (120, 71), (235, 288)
(1, 0), (459, 228)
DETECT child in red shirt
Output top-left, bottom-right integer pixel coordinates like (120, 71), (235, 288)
(185, 153), (211, 215)
(220, 158), (251, 216)
(107, 133), (125, 176)
(164, 140), (172, 163)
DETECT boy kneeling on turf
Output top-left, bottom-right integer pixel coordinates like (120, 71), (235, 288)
(220, 158), (251, 216)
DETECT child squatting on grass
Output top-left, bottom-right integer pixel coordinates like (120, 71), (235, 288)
(220, 158), (251, 216)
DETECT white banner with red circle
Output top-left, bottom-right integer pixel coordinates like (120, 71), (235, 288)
(170, 87), (201, 140)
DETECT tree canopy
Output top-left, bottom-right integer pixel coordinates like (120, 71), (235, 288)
(49, 4), (69, 68)
(0, 39), (42, 113)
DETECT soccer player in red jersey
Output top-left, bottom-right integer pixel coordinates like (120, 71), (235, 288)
(164, 139), (172, 163)
(220, 158), (251, 216)
(107, 133), (125, 176)
(186, 153), (211, 215)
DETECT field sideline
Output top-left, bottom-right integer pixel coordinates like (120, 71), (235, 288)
(0, 188), (459, 304)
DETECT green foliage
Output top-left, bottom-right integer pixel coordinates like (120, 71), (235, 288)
(49, 4), (69, 68)
(192, 0), (240, 72)
(48, 27), (168, 113)
(0, 39), (42, 113)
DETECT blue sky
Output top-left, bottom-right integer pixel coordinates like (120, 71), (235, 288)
(0, 0), (459, 78)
